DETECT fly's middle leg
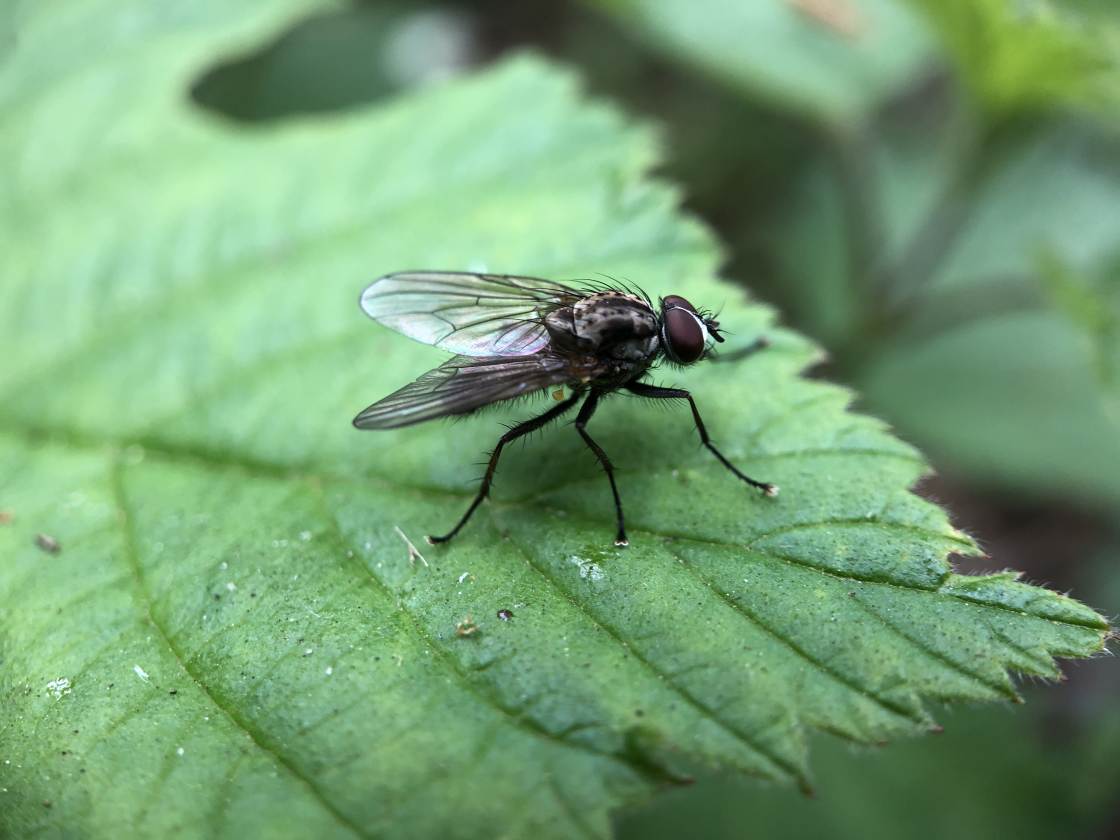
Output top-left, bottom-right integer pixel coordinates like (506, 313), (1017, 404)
(428, 392), (581, 545)
(574, 391), (628, 547)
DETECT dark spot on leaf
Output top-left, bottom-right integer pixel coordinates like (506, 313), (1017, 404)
(35, 533), (61, 554)
(497, 609), (513, 621)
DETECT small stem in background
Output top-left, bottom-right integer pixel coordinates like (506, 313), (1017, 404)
(826, 119), (884, 315)
(824, 95), (1011, 373)
(876, 117), (987, 315)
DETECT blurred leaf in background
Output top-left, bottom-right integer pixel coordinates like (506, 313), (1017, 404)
(594, 0), (936, 128)
(617, 700), (1120, 840)
(779, 120), (1120, 508)
(194, 2), (478, 120)
(911, 0), (1120, 119)
(589, 0), (1120, 508)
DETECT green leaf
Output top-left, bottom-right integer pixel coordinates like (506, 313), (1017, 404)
(906, 0), (1120, 121)
(0, 2), (1108, 837)
(618, 699), (1120, 840)
(589, 0), (936, 127)
(776, 124), (1120, 505)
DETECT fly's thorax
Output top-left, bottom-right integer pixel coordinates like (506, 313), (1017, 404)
(572, 292), (658, 354)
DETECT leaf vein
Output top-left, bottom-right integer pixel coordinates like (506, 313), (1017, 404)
(847, 592), (1020, 702)
(108, 457), (369, 840)
(493, 511), (808, 787)
(308, 480), (643, 777)
(660, 539), (932, 727)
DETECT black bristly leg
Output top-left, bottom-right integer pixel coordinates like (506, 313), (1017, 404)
(575, 391), (629, 548)
(428, 391), (581, 545)
(625, 381), (778, 497)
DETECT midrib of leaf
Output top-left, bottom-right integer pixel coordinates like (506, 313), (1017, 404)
(0, 419), (1060, 824)
(5, 418), (1104, 712)
(86, 446), (655, 838)
(111, 451), (365, 840)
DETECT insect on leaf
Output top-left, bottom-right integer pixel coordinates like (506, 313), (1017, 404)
(0, 2), (1109, 839)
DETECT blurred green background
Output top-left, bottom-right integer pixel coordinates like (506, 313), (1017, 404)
(111, 0), (1120, 836)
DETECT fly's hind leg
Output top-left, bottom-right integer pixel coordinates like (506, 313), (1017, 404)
(428, 391), (581, 545)
(574, 391), (628, 547)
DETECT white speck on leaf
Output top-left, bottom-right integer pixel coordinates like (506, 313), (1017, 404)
(457, 571), (470, 584)
(133, 665), (150, 683)
(300, 530), (312, 541)
(46, 678), (71, 699)
(568, 555), (604, 582)
(225, 581), (237, 592)
(325, 666), (333, 676)
(176, 747), (185, 756)
(304, 648), (313, 656)
(219, 561), (228, 570)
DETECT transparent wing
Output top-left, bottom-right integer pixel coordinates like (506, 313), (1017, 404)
(359, 271), (580, 357)
(353, 354), (571, 430)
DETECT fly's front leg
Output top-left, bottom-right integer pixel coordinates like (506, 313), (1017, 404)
(428, 392), (581, 545)
(711, 335), (769, 364)
(574, 391), (629, 547)
(624, 381), (778, 496)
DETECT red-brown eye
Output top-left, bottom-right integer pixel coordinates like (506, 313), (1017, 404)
(662, 299), (706, 364)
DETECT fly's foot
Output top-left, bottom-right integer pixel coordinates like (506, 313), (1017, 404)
(761, 483), (779, 497)
(614, 534), (629, 548)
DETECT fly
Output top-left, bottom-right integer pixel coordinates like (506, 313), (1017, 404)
(353, 271), (777, 547)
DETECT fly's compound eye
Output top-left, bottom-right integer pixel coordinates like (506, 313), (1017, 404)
(661, 296), (707, 364)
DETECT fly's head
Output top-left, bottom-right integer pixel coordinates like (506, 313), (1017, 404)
(658, 295), (724, 365)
